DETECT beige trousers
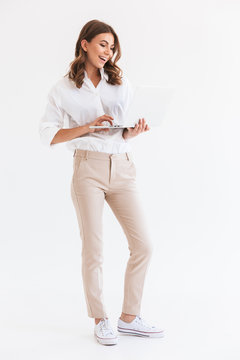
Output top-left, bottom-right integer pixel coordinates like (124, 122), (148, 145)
(70, 149), (153, 318)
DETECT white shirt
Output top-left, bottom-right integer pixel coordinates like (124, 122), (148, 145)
(39, 67), (134, 154)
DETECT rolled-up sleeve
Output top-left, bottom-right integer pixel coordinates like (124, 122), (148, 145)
(39, 87), (65, 148)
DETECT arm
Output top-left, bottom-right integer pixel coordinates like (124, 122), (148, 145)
(40, 86), (114, 147)
(51, 114), (114, 144)
(50, 125), (89, 145)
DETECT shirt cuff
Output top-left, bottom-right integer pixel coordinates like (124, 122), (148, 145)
(39, 127), (61, 148)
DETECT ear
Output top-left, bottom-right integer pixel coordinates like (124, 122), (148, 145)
(81, 39), (87, 52)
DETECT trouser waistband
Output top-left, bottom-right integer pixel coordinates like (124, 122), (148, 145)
(73, 149), (133, 161)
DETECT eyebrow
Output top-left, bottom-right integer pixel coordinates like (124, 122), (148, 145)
(100, 40), (115, 47)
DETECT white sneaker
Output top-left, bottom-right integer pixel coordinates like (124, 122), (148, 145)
(94, 318), (118, 345)
(117, 315), (164, 338)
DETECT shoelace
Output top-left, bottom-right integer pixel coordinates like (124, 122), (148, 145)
(99, 319), (115, 336)
(135, 315), (156, 329)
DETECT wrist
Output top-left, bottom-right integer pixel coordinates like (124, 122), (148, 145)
(122, 128), (130, 140)
(82, 125), (90, 135)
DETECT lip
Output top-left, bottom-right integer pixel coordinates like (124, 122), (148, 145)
(99, 56), (108, 63)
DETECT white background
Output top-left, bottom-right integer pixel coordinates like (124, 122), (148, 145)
(0, 0), (240, 359)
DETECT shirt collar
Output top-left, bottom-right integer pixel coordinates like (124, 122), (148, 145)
(100, 67), (109, 81)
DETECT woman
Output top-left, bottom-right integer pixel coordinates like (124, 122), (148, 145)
(39, 19), (164, 346)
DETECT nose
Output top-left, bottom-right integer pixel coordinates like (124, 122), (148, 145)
(104, 48), (111, 56)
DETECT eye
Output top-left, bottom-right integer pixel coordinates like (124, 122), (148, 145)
(100, 44), (114, 51)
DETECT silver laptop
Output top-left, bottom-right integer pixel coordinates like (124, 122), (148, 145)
(89, 85), (175, 129)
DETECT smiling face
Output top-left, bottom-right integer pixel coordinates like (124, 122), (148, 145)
(81, 33), (115, 70)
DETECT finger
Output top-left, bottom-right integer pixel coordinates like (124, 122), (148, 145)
(143, 121), (148, 130)
(104, 114), (114, 120)
(99, 119), (113, 125)
(138, 118), (143, 132)
(142, 119), (147, 132)
(106, 119), (113, 125)
(134, 124), (139, 132)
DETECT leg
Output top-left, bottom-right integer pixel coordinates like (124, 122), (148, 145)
(71, 179), (108, 319)
(105, 187), (153, 316)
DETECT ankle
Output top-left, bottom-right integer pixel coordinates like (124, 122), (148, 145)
(120, 313), (136, 323)
(95, 317), (108, 325)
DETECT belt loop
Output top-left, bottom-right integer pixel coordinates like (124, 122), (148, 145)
(126, 152), (130, 161)
(73, 149), (76, 157)
(85, 150), (88, 160)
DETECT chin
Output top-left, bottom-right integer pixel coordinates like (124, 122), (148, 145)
(95, 63), (104, 69)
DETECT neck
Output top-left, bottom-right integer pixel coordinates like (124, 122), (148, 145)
(84, 62), (101, 79)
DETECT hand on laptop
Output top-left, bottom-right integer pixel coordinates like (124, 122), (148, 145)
(123, 118), (150, 139)
(88, 115), (113, 133)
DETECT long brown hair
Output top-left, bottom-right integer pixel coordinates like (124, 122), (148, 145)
(64, 19), (123, 88)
